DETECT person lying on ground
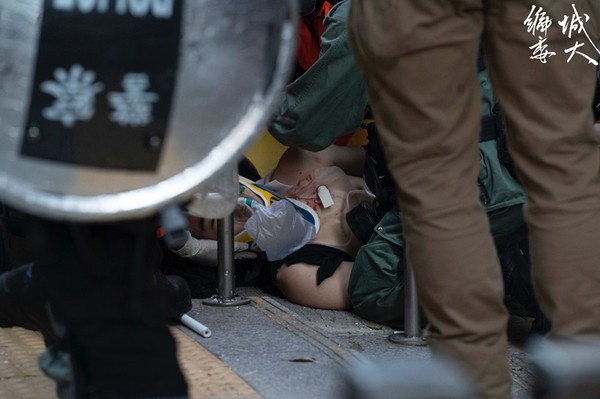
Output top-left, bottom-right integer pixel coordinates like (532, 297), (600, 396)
(172, 144), (370, 310)
(169, 140), (549, 340)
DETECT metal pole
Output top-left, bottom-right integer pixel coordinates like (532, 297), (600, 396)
(388, 258), (426, 345)
(217, 215), (235, 300)
(203, 213), (250, 306)
(404, 260), (421, 338)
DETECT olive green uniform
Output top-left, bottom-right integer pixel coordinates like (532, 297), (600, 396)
(269, 0), (368, 151)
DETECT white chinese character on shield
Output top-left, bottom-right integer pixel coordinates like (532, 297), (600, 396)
(40, 64), (105, 127)
(108, 73), (159, 126)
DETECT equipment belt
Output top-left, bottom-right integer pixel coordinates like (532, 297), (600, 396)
(480, 114), (503, 142)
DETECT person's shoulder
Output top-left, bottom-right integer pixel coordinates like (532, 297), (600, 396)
(326, 0), (350, 22)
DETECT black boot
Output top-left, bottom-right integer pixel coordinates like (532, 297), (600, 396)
(156, 273), (192, 319)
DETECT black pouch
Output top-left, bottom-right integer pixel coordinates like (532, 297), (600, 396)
(346, 200), (385, 244)
(362, 122), (397, 212)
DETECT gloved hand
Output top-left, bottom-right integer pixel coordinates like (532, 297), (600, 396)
(171, 231), (257, 267)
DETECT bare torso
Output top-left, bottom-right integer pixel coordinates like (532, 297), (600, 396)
(282, 166), (372, 257)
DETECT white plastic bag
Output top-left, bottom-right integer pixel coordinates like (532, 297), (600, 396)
(244, 200), (316, 261)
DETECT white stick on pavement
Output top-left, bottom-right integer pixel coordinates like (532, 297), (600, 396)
(180, 314), (212, 338)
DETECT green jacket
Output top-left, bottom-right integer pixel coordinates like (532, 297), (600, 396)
(268, 0), (369, 151)
(348, 69), (527, 329)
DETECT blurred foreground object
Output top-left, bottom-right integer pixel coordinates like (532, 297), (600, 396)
(528, 336), (600, 399)
(343, 356), (475, 399)
(0, 1), (297, 397)
(0, 0), (297, 222)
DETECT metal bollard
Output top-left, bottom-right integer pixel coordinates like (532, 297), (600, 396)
(202, 214), (250, 307)
(388, 259), (426, 346)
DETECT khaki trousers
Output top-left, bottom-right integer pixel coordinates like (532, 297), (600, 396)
(349, 1), (600, 398)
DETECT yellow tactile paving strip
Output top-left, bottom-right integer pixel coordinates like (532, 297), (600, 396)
(0, 327), (262, 399)
(0, 326), (56, 399)
(172, 327), (262, 399)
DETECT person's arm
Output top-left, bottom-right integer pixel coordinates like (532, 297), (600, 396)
(275, 260), (353, 310)
(269, 0), (369, 151)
